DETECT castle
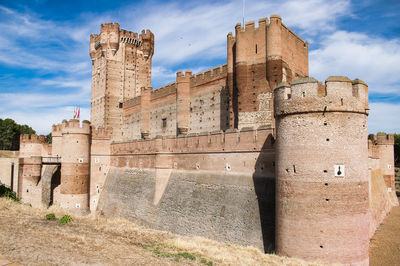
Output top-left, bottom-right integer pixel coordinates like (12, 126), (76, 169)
(14, 15), (398, 265)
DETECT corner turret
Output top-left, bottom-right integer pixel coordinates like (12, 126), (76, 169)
(59, 119), (91, 215)
(274, 76), (370, 265)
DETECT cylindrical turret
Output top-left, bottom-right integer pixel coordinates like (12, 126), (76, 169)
(274, 77), (370, 265)
(176, 70), (192, 135)
(267, 15), (282, 89)
(51, 124), (63, 157)
(140, 87), (151, 139)
(18, 134), (47, 206)
(226, 32), (236, 128)
(89, 34), (98, 59)
(376, 133), (396, 192)
(99, 22), (120, 56)
(60, 119), (91, 215)
(141, 29), (154, 59)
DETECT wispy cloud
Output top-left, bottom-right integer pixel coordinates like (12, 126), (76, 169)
(309, 31), (400, 95)
(0, 0), (399, 134)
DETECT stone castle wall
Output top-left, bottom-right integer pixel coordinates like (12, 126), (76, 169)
(0, 150), (19, 193)
(96, 127), (276, 250)
(12, 15), (399, 266)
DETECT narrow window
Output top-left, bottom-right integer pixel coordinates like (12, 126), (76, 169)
(255, 44), (258, 54)
(162, 118), (167, 128)
(119, 102), (123, 108)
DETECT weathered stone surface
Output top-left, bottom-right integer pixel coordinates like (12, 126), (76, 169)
(97, 167), (275, 251)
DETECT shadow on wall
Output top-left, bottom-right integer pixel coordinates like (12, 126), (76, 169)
(50, 167), (61, 205)
(253, 133), (275, 253)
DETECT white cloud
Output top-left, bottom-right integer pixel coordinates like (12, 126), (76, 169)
(0, 0), (398, 134)
(309, 30), (400, 95)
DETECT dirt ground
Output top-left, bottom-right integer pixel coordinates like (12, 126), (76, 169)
(369, 205), (400, 266)
(0, 198), (320, 266)
(1, 197), (399, 266)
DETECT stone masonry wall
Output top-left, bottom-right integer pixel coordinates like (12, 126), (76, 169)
(0, 150), (19, 193)
(97, 128), (276, 251)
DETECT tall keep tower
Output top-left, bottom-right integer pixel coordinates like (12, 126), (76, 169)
(90, 23), (154, 140)
(274, 77), (370, 265)
(227, 15), (308, 130)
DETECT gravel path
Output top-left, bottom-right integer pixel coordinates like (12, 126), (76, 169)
(370, 205), (400, 266)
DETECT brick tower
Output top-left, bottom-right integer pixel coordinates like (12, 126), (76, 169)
(59, 119), (91, 215)
(227, 15), (308, 130)
(18, 134), (47, 207)
(274, 77), (370, 265)
(89, 23), (154, 141)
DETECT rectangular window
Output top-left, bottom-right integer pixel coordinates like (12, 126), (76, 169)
(162, 118), (167, 128)
(119, 102), (123, 108)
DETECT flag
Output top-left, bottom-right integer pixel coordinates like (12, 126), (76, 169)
(73, 106), (77, 119)
(77, 106), (80, 119)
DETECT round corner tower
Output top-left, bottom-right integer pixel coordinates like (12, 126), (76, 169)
(60, 119), (91, 215)
(274, 76), (370, 265)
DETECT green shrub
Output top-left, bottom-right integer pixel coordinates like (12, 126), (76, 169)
(200, 258), (213, 265)
(177, 252), (196, 260)
(0, 184), (19, 202)
(59, 215), (72, 224)
(45, 213), (56, 220)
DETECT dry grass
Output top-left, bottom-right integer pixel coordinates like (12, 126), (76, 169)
(0, 198), (325, 265)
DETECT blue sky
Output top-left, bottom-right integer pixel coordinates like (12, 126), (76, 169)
(0, 0), (399, 134)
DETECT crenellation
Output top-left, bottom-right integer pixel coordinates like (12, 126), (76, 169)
(123, 96), (141, 109)
(375, 133), (395, 145)
(15, 15), (398, 266)
(20, 134), (47, 144)
(274, 76), (369, 117)
(92, 127), (113, 140)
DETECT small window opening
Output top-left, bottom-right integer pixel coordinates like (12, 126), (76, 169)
(323, 170), (328, 173)
(325, 183), (328, 186)
(162, 118), (167, 128)
(324, 122), (327, 126)
(255, 44), (258, 54)
(119, 102), (123, 108)
(326, 138), (330, 142)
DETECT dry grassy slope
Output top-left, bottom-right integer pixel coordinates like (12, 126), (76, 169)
(0, 198), (324, 266)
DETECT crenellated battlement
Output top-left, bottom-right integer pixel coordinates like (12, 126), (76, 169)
(124, 96), (141, 109)
(274, 76), (369, 117)
(235, 17), (268, 34)
(101, 22), (120, 32)
(90, 23), (154, 60)
(369, 133), (394, 145)
(20, 134), (47, 144)
(61, 119), (91, 135)
(111, 126), (274, 155)
(151, 82), (177, 100)
(51, 124), (63, 137)
(189, 64), (227, 87)
(177, 70), (192, 80)
(92, 127), (113, 140)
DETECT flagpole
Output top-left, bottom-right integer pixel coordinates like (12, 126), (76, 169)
(242, 0), (245, 26)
